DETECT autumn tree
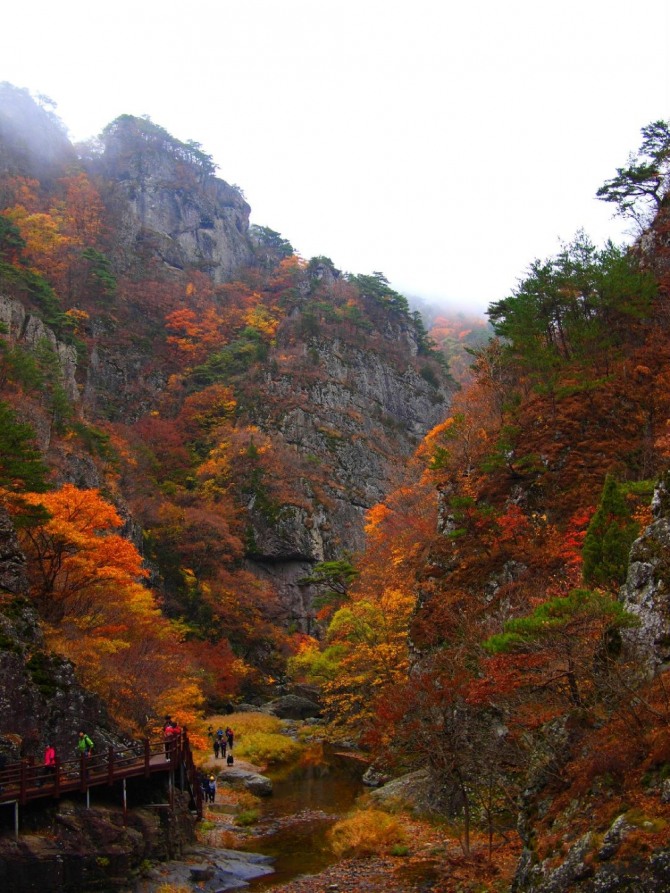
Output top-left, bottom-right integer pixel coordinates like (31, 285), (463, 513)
(18, 484), (204, 732)
(482, 589), (637, 711)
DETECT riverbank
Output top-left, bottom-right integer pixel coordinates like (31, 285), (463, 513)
(247, 817), (520, 893)
(189, 713), (520, 893)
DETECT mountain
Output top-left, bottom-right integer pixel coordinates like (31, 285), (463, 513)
(0, 83), (454, 732)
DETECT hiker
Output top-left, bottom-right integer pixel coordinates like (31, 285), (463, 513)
(225, 726), (234, 751)
(42, 742), (57, 785)
(44, 743), (56, 771)
(207, 774), (216, 803)
(164, 720), (181, 755)
(77, 731), (94, 758)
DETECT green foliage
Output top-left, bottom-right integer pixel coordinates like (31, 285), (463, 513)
(34, 339), (73, 433)
(484, 589), (636, 655)
(349, 271), (409, 313)
(103, 114), (217, 175)
(0, 342), (43, 391)
(249, 225), (294, 265)
(582, 475), (639, 587)
(488, 231), (656, 387)
(235, 808), (260, 826)
(596, 120), (670, 223)
(68, 420), (117, 461)
(419, 364), (440, 387)
(0, 214), (26, 258)
(0, 400), (49, 493)
(288, 643), (347, 684)
(307, 255), (339, 276)
(299, 557), (359, 611)
(0, 260), (75, 339)
(81, 247), (117, 299)
(26, 650), (67, 698)
(188, 327), (267, 388)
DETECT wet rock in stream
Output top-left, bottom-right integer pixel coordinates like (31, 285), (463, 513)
(136, 845), (273, 892)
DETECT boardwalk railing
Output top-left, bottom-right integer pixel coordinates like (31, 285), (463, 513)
(0, 731), (203, 822)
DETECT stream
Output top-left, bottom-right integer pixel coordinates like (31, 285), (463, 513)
(240, 742), (368, 889)
(135, 740), (368, 893)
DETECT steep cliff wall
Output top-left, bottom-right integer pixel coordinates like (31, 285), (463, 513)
(245, 300), (452, 628)
(98, 115), (253, 280)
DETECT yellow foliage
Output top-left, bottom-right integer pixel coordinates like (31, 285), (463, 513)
(244, 304), (280, 339)
(328, 808), (407, 857)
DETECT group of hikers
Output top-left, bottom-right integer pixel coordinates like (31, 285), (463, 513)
(200, 725), (235, 803)
(38, 730), (93, 773)
(208, 725), (234, 763)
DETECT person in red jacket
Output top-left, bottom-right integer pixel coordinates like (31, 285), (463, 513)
(41, 743), (57, 786)
(164, 720), (181, 755)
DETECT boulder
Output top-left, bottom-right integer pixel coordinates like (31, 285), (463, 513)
(368, 768), (435, 815)
(264, 694), (321, 720)
(217, 766), (273, 797)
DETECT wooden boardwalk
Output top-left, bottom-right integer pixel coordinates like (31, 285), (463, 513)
(0, 733), (203, 822)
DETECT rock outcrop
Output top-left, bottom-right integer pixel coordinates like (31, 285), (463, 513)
(0, 793), (196, 893)
(248, 311), (453, 627)
(99, 115), (253, 282)
(620, 470), (670, 672)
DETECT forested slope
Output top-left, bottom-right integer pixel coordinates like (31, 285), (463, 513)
(0, 82), (452, 735)
(289, 122), (670, 892)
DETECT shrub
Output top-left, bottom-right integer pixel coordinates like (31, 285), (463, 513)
(237, 731), (302, 765)
(236, 808), (260, 826)
(327, 808), (407, 857)
(195, 712), (302, 766)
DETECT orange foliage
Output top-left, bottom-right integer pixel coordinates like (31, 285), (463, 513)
(18, 484), (204, 733)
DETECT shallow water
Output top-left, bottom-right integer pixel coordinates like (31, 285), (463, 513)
(240, 741), (368, 889)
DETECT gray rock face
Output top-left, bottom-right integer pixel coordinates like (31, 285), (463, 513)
(0, 508), (27, 595)
(247, 328), (453, 626)
(619, 472), (670, 672)
(100, 117), (253, 282)
(368, 769), (435, 815)
(139, 846), (274, 892)
(0, 295), (79, 410)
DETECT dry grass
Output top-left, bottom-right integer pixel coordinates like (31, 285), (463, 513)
(327, 808), (407, 857)
(193, 712), (302, 767)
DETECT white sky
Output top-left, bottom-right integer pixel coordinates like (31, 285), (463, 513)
(3, 0), (670, 314)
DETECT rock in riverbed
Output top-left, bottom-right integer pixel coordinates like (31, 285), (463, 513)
(137, 845), (273, 891)
(218, 765), (273, 796)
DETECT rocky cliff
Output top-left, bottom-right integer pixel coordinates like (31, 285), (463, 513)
(510, 477), (670, 893)
(620, 470), (670, 673)
(0, 86), (454, 639)
(250, 329), (451, 625)
(97, 115), (253, 281)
